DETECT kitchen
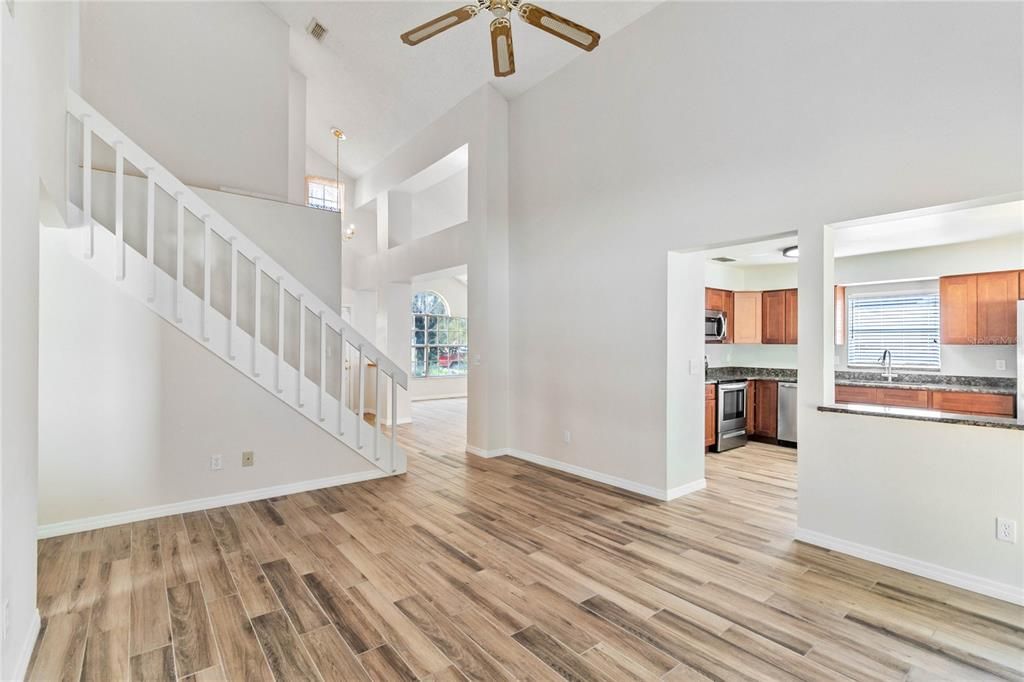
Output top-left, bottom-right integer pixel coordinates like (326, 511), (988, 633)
(701, 200), (1023, 453)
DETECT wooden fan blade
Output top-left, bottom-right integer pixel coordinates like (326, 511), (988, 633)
(401, 5), (479, 46)
(518, 3), (600, 51)
(490, 17), (515, 77)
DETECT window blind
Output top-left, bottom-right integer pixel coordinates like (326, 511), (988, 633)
(847, 293), (940, 369)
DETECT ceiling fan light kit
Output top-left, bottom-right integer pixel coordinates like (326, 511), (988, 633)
(400, 0), (601, 78)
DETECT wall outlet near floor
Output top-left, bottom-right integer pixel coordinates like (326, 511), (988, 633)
(996, 359), (1007, 371)
(242, 450), (254, 467)
(210, 454), (223, 471)
(996, 517), (1017, 543)
(563, 430), (572, 445)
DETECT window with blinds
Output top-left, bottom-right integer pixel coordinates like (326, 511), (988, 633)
(847, 292), (941, 369)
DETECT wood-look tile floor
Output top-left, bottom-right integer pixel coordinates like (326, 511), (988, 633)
(28, 398), (1024, 681)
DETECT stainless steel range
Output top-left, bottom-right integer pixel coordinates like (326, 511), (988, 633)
(715, 380), (748, 452)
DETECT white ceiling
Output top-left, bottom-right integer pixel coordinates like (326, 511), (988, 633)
(704, 200), (1024, 266)
(266, 2), (658, 177)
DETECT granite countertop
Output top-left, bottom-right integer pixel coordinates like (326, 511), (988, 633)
(705, 367), (1016, 395)
(818, 403), (1024, 431)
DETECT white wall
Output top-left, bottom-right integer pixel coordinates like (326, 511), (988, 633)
(80, 1), (290, 199)
(411, 169), (469, 241)
(356, 86), (509, 454)
(410, 275), (469, 401)
(509, 1), (1023, 593)
(288, 69), (307, 205)
(38, 231), (379, 527)
(1, 1), (77, 676)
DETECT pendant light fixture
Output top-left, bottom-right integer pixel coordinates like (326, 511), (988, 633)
(332, 127), (354, 314)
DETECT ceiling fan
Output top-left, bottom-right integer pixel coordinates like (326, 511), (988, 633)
(400, 0), (601, 78)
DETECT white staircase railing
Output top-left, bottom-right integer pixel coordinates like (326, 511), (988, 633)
(64, 88), (407, 476)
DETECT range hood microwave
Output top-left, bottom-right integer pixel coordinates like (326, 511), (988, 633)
(705, 310), (727, 342)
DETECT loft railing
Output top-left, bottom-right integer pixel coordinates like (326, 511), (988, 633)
(65, 88), (406, 474)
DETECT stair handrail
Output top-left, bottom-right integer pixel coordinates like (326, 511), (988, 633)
(66, 87), (407, 389)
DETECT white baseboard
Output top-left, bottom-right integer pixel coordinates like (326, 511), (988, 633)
(38, 469), (390, 539)
(490, 447), (705, 503)
(465, 445), (506, 458)
(665, 479), (708, 500)
(13, 609), (41, 681)
(411, 393), (468, 402)
(795, 528), (1024, 606)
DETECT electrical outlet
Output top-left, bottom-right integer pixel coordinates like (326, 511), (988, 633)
(242, 450), (254, 467)
(210, 455), (223, 471)
(563, 430), (572, 445)
(996, 517), (1017, 543)
(996, 359), (1007, 371)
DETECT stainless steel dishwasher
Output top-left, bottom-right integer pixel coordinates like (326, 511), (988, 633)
(777, 382), (798, 446)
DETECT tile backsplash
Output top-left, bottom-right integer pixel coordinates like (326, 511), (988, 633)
(706, 343), (1017, 378)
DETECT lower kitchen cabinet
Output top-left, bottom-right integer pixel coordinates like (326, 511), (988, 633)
(705, 384), (716, 447)
(929, 390), (1015, 417)
(753, 380), (778, 438)
(834, 384), (1015, 418)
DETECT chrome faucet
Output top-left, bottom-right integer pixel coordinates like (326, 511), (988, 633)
(879, 349), (898, 382)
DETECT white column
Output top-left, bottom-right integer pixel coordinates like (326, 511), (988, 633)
(202, 218), (212, 342)
(297, 295), (306, 407)
(228, 237), (238, 361)
(174, 193), (184, 323)
(253, 258), (262, 377)
(145, 170), (156, 302)
(82, 115), (93, 258)
(113, 142), (125, 280)
(276, 277), (285, 393)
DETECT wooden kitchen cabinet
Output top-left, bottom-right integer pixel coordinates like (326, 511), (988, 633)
(753, 380), (778, 438)
(733, 292), (762, 344)
(834, 385), (879, 404)
(1019, 270), (1024, 300)
(706, 288), (726, 311)
(976, 271), (1019, 344)
(705, 384), (716, 447)
(785, 289), (799, 344)
(762, 291), (788, 344)
(930, 391), (1015, 417)
(876, 387), (929, 409)
(746, 381), (755, 433)
(835, 286), (846, 345)
(940, 275), (978, 345)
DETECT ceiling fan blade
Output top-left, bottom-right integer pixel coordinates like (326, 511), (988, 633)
(490, 17), (515, 77)
(401, 5), (479, 46)
(517, 3), (600, 51)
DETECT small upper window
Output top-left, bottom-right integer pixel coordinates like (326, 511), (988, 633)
(411, 291), (449, 316)
(305, 176), (343, 212)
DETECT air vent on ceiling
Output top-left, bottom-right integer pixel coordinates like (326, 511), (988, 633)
(711, 256), (736, 263)
(307, 18), (328, 42)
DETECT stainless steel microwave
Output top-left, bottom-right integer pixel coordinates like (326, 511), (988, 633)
(705, 310), (726, 342)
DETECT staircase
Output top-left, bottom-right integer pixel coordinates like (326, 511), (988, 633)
(61, 89), (408, 476)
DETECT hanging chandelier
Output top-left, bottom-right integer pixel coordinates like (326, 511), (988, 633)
(332, 127), (356, 241)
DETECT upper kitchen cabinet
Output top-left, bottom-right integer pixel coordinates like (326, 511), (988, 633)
(940, 269), (1019, 345)
(940, 275), (978, 344)
(976, 271), (1019, 344)
(762, 291), (787, 344)
(733, 292), (762, 344)
(1020, 270), (1024, 299)
(785, 289), (798, 344)
(706, 288), (727, 311)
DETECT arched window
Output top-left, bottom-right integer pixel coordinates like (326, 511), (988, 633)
(411, 291), (468, 377)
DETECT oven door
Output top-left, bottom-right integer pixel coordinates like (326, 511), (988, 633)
(705, 310), (726, 342)
(715, 381), (748, 451)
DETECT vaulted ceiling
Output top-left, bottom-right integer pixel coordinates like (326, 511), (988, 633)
(265, 2), (658, 178)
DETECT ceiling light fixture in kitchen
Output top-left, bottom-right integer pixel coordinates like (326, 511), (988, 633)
(782, 246), (799, 259)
